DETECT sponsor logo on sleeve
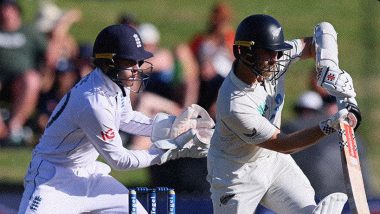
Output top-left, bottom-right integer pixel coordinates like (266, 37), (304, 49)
(101, 128), (115, 141)
(220, 194), (235, 205)
(243, 128), (257, 138)
(257, 103), (268, 116)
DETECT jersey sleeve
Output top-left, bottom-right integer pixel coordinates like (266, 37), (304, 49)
(77, 105), (164, 170)
(119, 110), (153, 136)
(221, 110), (277, 145)
(283, 39), (305, 66)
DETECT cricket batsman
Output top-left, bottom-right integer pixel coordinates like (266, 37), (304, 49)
(17, 24), (214, 213)
(207, 14), (361, 214)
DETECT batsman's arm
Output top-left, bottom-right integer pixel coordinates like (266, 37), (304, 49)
(258, 126), (325, 154)
(313, 22), (357, 99)
(258, 109), (349, 154)
(221, 108), (347, 154)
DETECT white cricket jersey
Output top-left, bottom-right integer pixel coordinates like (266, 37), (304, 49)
(209, 39), (304, 163)
(33, 68), (164, 169)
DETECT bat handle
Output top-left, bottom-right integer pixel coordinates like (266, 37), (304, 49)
(336, 97), (347, 111)
(336, 97), (358, 127)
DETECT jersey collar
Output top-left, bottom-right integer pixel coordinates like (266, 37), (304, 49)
(229, 68), (259, 91)
(94, 68), (122, 96)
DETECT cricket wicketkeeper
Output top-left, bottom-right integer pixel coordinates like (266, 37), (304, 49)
(18, 24), (214, 213)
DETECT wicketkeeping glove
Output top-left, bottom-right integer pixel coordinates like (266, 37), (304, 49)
(317, 66), (356, 98)
(151, 104), (215, 142)
(153, 128), (214, 164)
(169, 104), (215, 138)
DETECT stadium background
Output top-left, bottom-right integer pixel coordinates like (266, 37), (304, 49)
(0, 0), (379, 213)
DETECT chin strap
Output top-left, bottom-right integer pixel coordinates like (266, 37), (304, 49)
(119, 85), (127, 97)
(240, 58), (262, 78)
(106, 66), (127, 97)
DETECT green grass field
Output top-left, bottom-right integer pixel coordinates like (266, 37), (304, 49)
(2, 0), (379, 194)
(0, 147), (151, 186)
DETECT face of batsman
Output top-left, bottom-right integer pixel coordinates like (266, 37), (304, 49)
(233, 14), (293, 81)
(93, 24), (153, 95)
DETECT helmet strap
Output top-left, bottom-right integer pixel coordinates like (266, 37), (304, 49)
(106, 65), (127, 97)
(240, 53), (263, 78)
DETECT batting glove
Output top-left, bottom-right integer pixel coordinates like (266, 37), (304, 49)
(319, 109), (349, 135)
(336, 97), (362, 131)
(317, 66), (356, 98)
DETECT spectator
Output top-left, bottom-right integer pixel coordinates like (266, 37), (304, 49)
(137, 22), (200, 115)
(118, 12), (139, 29)
(116, 16), (200, 113)
(74, 43), (94, 78)
(148, 2), (236, 195)
(282, 90), (374, 199)
(144, 2), (236, 196)
(29, 2), (82, 143)
(0, 0), (47, 145)
(189, 1), (235, 119)
(131, 23), (201, 149)
(34, 58), (80, 142)
(136, 23), (182, 114)
(172, 43), (200, 108)
(35, 1), (81, 93)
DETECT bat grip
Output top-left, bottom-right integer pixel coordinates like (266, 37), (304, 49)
(336, 97), (360, 130)
(336, 97), (347, 111)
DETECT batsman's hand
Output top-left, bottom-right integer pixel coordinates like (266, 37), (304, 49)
(153, 128), (214, 164)
(317, 66), (356, 98)
(319, 109), (349, 135)
(336, 97), (362, 131)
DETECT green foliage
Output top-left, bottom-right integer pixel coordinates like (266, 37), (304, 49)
(6, 0), (380, 192)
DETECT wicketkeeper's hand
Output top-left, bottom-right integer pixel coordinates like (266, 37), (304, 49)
(153, 128), (214, 164)
(317, 66), (356, 98)
(169, 104), (215, 138)
(151, 104), (215, 142)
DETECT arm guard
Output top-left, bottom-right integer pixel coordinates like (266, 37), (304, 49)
(313, 22), (339, 74)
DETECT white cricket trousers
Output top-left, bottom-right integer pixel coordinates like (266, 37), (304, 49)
(18, 158), (147, 214)
(207, 152), (317, 214)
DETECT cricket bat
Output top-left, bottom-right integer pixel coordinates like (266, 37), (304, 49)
(338, 121), (370, 214)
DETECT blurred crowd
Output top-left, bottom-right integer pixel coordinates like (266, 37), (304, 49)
(0, 0), (90, 146)
(0, 0), (374, 199)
